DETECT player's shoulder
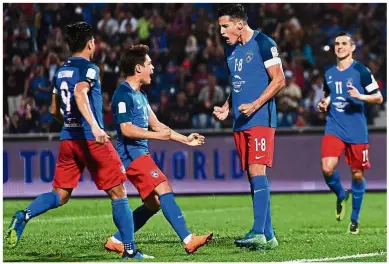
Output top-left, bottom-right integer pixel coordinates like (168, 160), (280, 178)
(254, 31), (277, 47)
(324, 64), (336, 74)
(352, 60), (371, 75)
(113, 82), (134, 102)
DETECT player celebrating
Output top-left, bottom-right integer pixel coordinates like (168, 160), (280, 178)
(5, 22), (153, 260)
(104, 44), (213, 255)
(213, 4), (285, 250)
(317, 32), (383, 234)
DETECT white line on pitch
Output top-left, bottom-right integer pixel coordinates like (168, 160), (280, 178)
(287, 251), (386, 262)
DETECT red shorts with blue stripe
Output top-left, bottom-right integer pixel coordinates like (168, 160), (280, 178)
(52, 140), (126, 190)
(126, 154), (168, 199)
(321, 134), (371, 170)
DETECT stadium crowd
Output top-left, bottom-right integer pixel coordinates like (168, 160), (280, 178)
(3, 3), (387, 133)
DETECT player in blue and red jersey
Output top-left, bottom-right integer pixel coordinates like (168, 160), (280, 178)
(103, 45), (213, 255)
(6, 22), (153, 260)
(213, 4), (285, 250)
(317, 32), (383, 235)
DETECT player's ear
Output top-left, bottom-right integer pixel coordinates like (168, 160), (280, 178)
(351, 43), (356, 52)
(237, 21), (243, 30)
(135, 64), (142, 74)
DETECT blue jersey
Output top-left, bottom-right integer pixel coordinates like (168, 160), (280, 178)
(225, 31), (281, 131)
(111, 81), (150, 169)
(53, 57), (103, 140)
(324, 60), (379, 143)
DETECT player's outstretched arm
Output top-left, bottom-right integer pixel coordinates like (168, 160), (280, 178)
(347, 85), (383, 104)
(74, 81), (109, 144)
(148, 105), (205, 146)
(238, 64), (285, 117)
(120, 122), (171, 140)
(49, 92), (64, 125)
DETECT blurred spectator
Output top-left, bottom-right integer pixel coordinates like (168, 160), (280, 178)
(193, 63), (209, 92)
(97, 9), (119, 38)
(195, 74), (225, 128)
(276, 70), (302, 113)
(155, 90), (171, 126)
(39, 103), (55, 133)
(5, 55), (26, 116)
(25, 65), (51, 107)
(170, 90), (192, 129)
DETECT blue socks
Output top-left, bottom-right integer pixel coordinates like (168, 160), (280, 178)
(324, 171), (346, 200)
(25, 192), (60, 220)
(160, 192), (191, 241)
(351, 179), (366, 222)
(113, 203), (157, 241)
(112, 198), (136, 252)
(250, 176), (270, 235)
(250, 181), (274, 240)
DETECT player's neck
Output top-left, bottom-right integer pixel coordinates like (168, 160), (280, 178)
(238, 27), (254, 45)
(336, 57), (354, 71)
(72, 51), (91, 61)
(125, 77), (141, 92)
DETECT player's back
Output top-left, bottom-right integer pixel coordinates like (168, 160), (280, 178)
(225, 31), (278, 131)
(111, 81), (149, 169)
(324, 60), (378, 143)
(53, 57), (103, 140)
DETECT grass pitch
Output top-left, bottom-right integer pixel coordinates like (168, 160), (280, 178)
(2, 193), (387, 262)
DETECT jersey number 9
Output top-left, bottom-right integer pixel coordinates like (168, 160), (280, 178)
(60, 81), (71, 113)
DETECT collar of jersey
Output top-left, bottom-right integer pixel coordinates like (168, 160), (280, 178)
(237, 30), (259, 47)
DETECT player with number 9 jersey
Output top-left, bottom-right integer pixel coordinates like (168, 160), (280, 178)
(53, 58), (103, 140)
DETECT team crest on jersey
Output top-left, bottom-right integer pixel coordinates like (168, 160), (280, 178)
(150, 170), (159, 178)
(346, 78), (353, 86)
(245, 51), (254, 63)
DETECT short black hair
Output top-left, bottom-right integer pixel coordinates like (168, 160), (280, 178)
(217, 4), (248, 21)
(63, 22), (93, 53)
(335, 31), (355, 45)
(120, 45), (150, 76)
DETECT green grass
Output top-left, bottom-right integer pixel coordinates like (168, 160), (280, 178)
(2, 193), (387, 262)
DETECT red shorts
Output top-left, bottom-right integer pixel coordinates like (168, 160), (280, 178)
(53, 140), (126, 190)
(321, 134), (371, 170)
(233, 126), (276, 171)
(126, 154), (168, 199)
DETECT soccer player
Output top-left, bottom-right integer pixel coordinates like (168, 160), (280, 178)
(317, 32), (383, 234)
(103, 44), (213, 255)
(213, 4), (285, 250)
(5, 22), (153, 260)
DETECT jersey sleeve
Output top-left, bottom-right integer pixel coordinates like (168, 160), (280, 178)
(52, 75), (59, 94)
(79, 64), (99, 87)
(255, 34), (281, 69)
(114, 93), (134, 125)
(360, 66), (379, 94)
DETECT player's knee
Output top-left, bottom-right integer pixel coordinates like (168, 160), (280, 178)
(53, 188), (72, 206)
(321, 162), (336, 177)
(107, 183), (127, 200)
(248, 164), (266, 177)
(144, 194), (161, 212)
(154, 181), (173, 196)
(351, 170), (364, 183)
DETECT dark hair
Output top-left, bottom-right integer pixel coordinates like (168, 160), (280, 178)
(335, 31), (355, 45)
(217, 4), (247, 21)
(120, 45), (150, 76)
(62, 22), (93, 53)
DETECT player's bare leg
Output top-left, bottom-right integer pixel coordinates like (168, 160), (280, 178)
(235, 164), (275, 250)
(6, 188), (72, 248)
(322, 157), (349, 221)
(348, 169), (365, 235)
